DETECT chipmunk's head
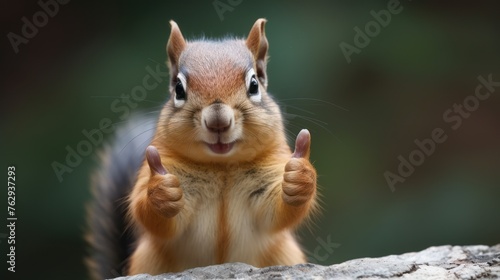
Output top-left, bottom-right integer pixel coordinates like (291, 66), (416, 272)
(157, 19), (286, 163)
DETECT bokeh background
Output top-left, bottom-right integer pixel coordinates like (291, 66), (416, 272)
(1, 1), (499, 279)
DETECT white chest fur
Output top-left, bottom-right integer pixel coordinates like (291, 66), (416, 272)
(167, 163), (283, 266)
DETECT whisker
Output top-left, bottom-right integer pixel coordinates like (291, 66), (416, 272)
(109, 111), (161, 129)
(280, 104), (317, 116)
(120, 127), (157, 154)
(278, 97), (349, 111)
(287, 113), (330, 127)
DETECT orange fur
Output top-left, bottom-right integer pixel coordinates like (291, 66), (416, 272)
(127, 18), (318, 275)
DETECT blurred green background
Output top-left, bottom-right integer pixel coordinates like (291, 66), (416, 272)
(1, 0), (499, 279)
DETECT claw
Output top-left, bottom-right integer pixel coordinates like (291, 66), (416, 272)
(146, 146), (168, 175)
(292, 129), (311, 159)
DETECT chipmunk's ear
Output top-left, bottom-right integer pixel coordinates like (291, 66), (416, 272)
(167, 20), (186, 84)
(246, 18), (268, 87)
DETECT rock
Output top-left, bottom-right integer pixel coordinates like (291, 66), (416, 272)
(111, 244), (500, 279)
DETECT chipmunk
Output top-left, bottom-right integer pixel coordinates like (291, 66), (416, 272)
(86, 18), (318, 279)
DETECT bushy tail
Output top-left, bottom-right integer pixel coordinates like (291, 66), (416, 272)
(85, 114), (157, 279)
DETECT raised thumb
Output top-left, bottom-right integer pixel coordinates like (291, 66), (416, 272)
(292, 129), (311, 159)
(145, 145), (168, 175)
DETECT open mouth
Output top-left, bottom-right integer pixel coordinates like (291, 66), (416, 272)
(206, 141), (235, 154)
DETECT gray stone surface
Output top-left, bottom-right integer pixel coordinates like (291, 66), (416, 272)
(112, 244), (500, 279)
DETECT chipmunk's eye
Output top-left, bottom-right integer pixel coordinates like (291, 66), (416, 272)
(246, 69), (261, 103)
(174, 73), (187, 107)
(248, 76), (259, 95)
(175, 79), (186, 100)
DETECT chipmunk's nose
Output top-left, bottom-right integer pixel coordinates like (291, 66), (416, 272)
(203, 103), (234, 133)
(205, 118), (231, 133)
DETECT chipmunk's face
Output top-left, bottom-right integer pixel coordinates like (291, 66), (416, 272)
(157, 19), (286, 163)
(159, 40), (284, 163)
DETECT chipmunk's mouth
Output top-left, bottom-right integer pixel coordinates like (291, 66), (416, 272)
(206, 141), (235, 155)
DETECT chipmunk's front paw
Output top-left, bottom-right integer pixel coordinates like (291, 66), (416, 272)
(282, 130), (317, 207)
(145, 146), (184, 218)
(282, 158), (316, 206)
